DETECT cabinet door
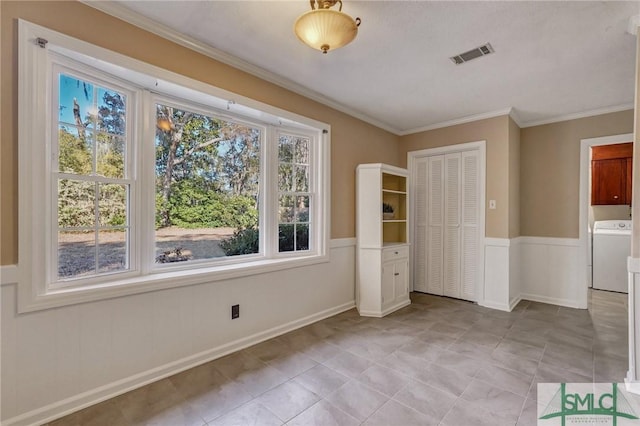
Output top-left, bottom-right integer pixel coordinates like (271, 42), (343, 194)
(381, 263), (395, 307)
(592, 159), (626, 205)
(394, 260), (409, 300)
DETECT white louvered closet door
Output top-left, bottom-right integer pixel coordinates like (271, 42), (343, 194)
(426, 155), (444, 295)
(461, 151), (479, 301)
(413, 158), (428, 293)
(414, 148), (479, 302)
(443, 153), (461, 299)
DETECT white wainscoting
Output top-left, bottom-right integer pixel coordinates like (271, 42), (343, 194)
(626, 257), (640, 394)
(1, 239), (356, 426)
(509, 238), (522, 311)
(0, 264), (18, 286)
(517, 236), (584, 309)
(482, 236), (583, 312)
(482, 238), (512, 311)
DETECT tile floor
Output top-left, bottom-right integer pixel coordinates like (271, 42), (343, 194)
(48, 290), (628, 426)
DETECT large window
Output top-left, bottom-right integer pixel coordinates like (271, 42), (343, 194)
(153, 100), (262, 264)
(18, 21), (329, 311)
(55, 70), (133, 282)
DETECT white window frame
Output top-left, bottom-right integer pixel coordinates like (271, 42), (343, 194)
(50, 59), (140, 288)
(147, 93), (269, 272)
(274, 129), (317, 256)
(18, 20), (330, 313)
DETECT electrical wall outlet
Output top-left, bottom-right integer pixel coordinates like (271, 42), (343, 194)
(231, 304), (239, 319)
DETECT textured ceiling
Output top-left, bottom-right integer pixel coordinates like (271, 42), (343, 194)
(109, 1), (639, 133)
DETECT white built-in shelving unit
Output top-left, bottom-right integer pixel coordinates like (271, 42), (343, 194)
(356, 163), (410, 317)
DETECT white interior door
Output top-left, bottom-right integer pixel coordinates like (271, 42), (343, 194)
(427, 155), (444, 295)
(413, 148), (480, 302)
(443, 153), (461, 299)
(413, 158), (428, 293)
(461, 151), (479, 301)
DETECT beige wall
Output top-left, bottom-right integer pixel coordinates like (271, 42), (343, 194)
(508, 117), (521, 238)
(0, 1), (401, 265)
(520, 110), (634, 238)
(590, 205), (632, 228)
(399, 115), (511, 239)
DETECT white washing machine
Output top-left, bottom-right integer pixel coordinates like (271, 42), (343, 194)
(592, 220), (631, 293)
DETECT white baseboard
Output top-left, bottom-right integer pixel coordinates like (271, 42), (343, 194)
(519, 293), (582, 309)
(625, 375), (640, 395)
(509, 296), (522, 311)
(479, 300), (511, 312)
(3, 300), (355, 426)
(358, 298), (411, 318)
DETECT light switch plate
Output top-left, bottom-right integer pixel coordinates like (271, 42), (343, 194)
(489, 200), (496, 209)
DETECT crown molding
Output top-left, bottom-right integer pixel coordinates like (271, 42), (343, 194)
(507, 108), (524, 128)
(80, 0), (402, 135)
(397, 103), (634, 135)
(76, 2), (637, 137)
(518, 103), (634, 128)
(399, 108), (515, 136)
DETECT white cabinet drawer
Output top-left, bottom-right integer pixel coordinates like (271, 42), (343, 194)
(382, 246), (409, 262)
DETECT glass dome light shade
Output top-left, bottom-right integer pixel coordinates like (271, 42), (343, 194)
(294, 8), (359, 54)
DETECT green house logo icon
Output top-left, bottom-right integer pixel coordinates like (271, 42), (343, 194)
(540, 383), (639, 425)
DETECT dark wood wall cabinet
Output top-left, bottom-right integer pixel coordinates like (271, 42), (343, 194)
(591, 142), (633, 205)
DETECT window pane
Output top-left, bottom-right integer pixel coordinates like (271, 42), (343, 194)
(155, 103), (260, 261)
(59, 74), (94, 128)
(296, 196), (310, 222)
(97, 133), (125, 178)
(278, 163), (293, 192)
(98, 229), (127, 273)
(279, 139), (293, 162)
(296, 224), (309, 251)
(295, 166), (309, 192)
(98, 183), (127, 226)
(58, 179), (95, 227)
(279, 224), (295, 252)
(155, 229), (192, 263)
(58, 230), (95, 279)
(295, 138), (309, 164)
(58, 126), (93, 175)
(97, 87), (126, 136)
(279, 195), (295, 223)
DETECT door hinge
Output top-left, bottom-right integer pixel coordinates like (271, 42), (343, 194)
(35, 37), (48, 48)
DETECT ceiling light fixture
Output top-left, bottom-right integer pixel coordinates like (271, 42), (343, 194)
(294, 0), (361, 54)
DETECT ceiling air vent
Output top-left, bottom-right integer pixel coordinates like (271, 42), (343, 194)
(450, 43), (494, 65)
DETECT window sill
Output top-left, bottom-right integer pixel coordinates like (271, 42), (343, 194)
(18, 253), (329, 313)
